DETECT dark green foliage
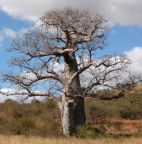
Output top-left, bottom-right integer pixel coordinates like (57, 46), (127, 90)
(76, 125), (97, 138)
(76, 125), (106, 138)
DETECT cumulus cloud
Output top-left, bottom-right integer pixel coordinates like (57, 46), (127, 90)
(0, 28), (17, 43)
(0, 88), (26, 102)
(0, 28), (17, 45)
(0, 34), (4, 44)
(124, 47), (142, 74)
(3, 27), (34, 38)
(0, 0), (142, 25)
(2, 28), (17, 38)
(0, 27), (33, 45)
(0, 88), (47, 103)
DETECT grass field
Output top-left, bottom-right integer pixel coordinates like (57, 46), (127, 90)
(0, 135), (142, 144)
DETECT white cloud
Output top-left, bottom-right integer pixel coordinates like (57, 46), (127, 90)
(0, 88), (25, 102)
(124, 47), (142, 74)
(0, 28), (18, 45)
(0, 27), (34, 45)
(3, 27), (33, 38)
(0, 0), (142, 25)
(3, 28), (17, 38)
(0, 28), (17, 44)
(0, 34), (4, 44)
(0, 88), (46, 103)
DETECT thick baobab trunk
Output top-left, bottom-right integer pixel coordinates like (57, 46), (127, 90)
(61, 52), (86, 136)
(61, 96), (75, 136)
(74, 96), (86, 125)
(61, 96), (86, 136)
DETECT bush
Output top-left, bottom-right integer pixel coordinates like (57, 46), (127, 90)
(45, 99), (56, 109)
(11, 117), (35, 135)
(120, 111), (142, 119)
(76, 125), (96, 138)
(76, 125), (106, 138)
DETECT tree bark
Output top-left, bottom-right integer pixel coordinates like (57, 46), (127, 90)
(61, 95), (86, 136)
(61, 96), (75, 136)
(61, 52), (86, 136)
(74, 96), (86, 125)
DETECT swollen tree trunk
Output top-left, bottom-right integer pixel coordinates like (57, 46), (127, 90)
(74, 96), (86, 125)
(61, 52), (86, 136)
(61, 95), (86, 136)
(61, 96), (75, 136)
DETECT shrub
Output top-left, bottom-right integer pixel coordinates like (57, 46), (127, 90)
(45, 99), (56, 109)
(11, 117), (35, 135)
(120, 110), (142, 120)
(76, 125), (106, 138)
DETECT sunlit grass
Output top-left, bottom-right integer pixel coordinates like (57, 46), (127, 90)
(0, 135), (142, 144)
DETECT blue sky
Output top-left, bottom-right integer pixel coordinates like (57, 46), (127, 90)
(106, 25), (142, 54)
(0, 11), (33, 71)
(0, 0), (142, 69)
(0, 0), (142, 100)
(1, 12), (142, 73)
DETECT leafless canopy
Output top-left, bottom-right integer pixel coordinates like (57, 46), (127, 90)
(1, 8), (133, 101)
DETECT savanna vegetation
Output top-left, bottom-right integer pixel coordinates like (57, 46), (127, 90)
(0, 85), (141, 138)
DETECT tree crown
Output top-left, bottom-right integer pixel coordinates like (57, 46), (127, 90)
(1, 8), (133, 101)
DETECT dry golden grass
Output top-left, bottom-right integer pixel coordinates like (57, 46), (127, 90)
(106, 119), (142, 135)
(0, 135), (142, 144)
(134, 85), (142, 93)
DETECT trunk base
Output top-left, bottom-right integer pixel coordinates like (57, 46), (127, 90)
(61, 96), (86, 136)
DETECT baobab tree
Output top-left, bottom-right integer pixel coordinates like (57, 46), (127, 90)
(1, 8), (133, 136)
